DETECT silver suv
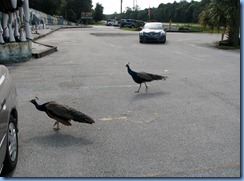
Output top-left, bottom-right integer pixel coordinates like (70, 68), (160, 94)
(0, 65), (18, 176)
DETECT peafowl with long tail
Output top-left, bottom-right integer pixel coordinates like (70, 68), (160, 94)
(30, 97), (95, 131)
(126, 63), (168, 93)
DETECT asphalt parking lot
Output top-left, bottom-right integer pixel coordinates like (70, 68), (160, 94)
(6, 26), (240, 177)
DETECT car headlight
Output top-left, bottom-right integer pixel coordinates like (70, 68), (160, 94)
(160, 31), (165, 35)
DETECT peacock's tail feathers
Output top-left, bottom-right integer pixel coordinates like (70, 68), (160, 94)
(73, 112), (95, 124)
(148, 74), (168, 81)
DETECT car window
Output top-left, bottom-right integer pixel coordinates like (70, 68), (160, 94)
(144, 23), (163, 30)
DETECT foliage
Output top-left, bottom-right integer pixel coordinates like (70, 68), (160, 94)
(199, 0), (240, 47)
(215, 44), (240, 50)
(29, 0), (93, 22)
(121, 27), (140, 31)
(62, 0), (93, 22)
(29, 0), (211, 25)
(93, 3), (104, 22)
(105, 0), (211, 23)
(29, 0), (66, 15)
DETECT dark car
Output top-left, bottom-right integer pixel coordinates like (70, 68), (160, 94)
(0, 65), (18, 176)
(139, 22), (167, 43)
(120, 19), (137, 28)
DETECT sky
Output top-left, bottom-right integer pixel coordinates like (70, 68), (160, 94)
(93, 0), (201, 14)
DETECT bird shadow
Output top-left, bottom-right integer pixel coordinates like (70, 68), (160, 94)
(28, 131), (93, 148)
(131, 91), (169, 101)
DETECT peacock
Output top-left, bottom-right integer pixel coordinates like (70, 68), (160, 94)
(126, 63), (168, 93)
(30, 97), (95, 130)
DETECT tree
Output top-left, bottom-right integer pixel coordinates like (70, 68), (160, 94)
(106, 0), (213, 24)
(29, 0), (66, 15)
(199, 0), (240, 46)
(220, 0), (240, 47)
(93, 3), (104, 22)
(30, 0), (93, 22)
(64, 0), (92, 22)
(199, 1), (227, 29)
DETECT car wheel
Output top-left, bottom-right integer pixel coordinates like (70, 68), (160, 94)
(139, 39), (143, 43)
(162, 37), (166, 44)
(2, 115), (18, 175)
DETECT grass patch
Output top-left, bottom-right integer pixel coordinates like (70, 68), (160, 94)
(120, 27), (140, 31)
(215, 45), (240, 50)
(119, 22), (228, 34)
(163, 22), (224, 33)
(177, 24), (222, 33)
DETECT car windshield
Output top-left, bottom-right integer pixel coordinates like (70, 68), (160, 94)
(144, 23), (163, 30)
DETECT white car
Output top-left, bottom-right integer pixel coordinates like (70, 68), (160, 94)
(106, 19), (113, 26)
(0, 65), (18, 176)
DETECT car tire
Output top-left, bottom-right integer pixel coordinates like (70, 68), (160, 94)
(162, 37), (166, 44)
(1, 115), (18, 175)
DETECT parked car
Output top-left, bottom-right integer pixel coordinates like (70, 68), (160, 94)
(113, 20), (120, 26)
(139, 22), (167, 43)
(120, 19), (137, 28)
(106, 19), (113, 26)
(106, 19), (120, 27)
(0, 65), (18, 176)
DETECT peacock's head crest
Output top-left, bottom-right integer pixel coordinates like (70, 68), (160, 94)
(29, 97), (39, 104)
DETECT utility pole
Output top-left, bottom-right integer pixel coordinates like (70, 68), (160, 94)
(120, 0), (122, 27)
(120, 0), (123, 17)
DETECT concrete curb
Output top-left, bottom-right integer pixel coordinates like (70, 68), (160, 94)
(32, 40), (57, 59)
(32, 26), (92, 59)
(33, 27), (62, 41)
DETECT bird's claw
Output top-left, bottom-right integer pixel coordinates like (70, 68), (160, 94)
(53, 127), (60, 131)
(53, 122), (60, 131)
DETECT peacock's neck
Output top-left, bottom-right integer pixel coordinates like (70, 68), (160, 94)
(127, 66), (136, 76)
(33, 101), (45, 112)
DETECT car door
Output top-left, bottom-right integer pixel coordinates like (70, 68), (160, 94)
(0, 66), (10, 166)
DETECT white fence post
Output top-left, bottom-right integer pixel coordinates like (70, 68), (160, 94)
(9, 12), (16, 42)
(18, 6), (27, 41)
(14, 12), (20, 40)
(23, 0), (32, 39)
(0, 19), (4, 43)
(2, 13), (9, 41)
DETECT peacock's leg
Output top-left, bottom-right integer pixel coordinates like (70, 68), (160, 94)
(53, 121), (60, 131)
(135, 84), (142, 93)
(145, 83), (148, 91)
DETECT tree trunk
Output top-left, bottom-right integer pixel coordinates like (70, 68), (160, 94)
(229, 0), (240, 47)
(232, 10), (240, 47)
